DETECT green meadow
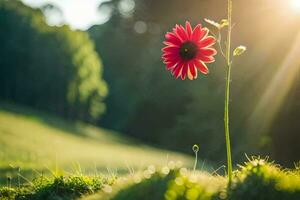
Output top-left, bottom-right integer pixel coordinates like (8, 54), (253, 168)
(0, 104), (192, 185)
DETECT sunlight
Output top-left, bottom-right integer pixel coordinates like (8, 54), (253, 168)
(21, 0), (108, 30)
(249, 29), (300, 135)
(290, 0), (300, 12)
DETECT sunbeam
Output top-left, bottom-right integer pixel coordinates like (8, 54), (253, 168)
(249, 29), (300, 136)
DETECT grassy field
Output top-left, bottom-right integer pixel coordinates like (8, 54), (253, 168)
(85, 159), (300, 200)
(0, 104), (299, 200)
(1, 158), (299, 200)
(0, 103), (192, 186)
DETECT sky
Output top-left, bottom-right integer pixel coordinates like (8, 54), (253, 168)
(21, 0), (108, 30)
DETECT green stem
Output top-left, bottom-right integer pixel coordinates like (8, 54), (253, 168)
(193, 150), (198, 172)
(225, 0), (233, 184)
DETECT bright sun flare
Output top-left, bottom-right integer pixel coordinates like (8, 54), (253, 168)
(291, 0), (300, 11)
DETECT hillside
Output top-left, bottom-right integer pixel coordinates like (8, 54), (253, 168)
(0, 103), (192, 185)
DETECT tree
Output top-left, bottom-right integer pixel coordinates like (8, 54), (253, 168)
(0, 0), (107, 122)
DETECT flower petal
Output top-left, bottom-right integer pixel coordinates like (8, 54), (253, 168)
(199, 36), (216, 47)
(185, 21), (193, 38)
(191, 24), (202, 41)
(188, 62), (197, 80)
(163, 41), (179, 47)
(195, 60), (209, 74)
(196, 51), (215, 63)
(181, 63), (189, 80)
(199, 48), (217, 57)
(196, 53), (215, 63)
(162, 46), (179, 54)
(163, 54), (180, 63)
(178, 25), (189, 41)
(166, 61), (180, 70)
(173, 25), (187, 41)
(172, 62), (184, 78)
(165, 32), (182, 46)
(162, 56), (180, 63)
(162, 51), (178, 57)
(199, 28), (209, 41)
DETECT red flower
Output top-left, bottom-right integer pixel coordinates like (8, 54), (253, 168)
(162, 21), (217, 80)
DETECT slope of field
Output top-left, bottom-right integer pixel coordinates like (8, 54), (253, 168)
(0, 103), (192, 184)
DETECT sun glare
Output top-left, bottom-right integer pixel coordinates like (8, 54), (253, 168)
(291, 0), (300, 12)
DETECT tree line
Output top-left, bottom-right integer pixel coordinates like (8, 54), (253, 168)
(0, 0), (107, 122)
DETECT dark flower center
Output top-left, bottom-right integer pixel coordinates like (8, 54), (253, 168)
(179, 41), (198, 60)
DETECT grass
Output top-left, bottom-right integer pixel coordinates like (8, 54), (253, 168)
(227, 158), (300, 200)
(82, 158), (300, 200)
(1, 103), (299, 200)
(1, 159), (298, 200)
(0, 103), (192, 186)
(0, 172), (116, 200)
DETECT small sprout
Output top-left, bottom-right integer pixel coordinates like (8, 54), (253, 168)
(192, 144), (199, 172)
(204, 18), (221, 29)
(192, 144), (199, 153)
(233, 45), (247, 56)
(220, 19), (229, 28)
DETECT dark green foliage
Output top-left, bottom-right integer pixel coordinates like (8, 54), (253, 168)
(0, 174), (115, 200)
(0, 0), (107, 122)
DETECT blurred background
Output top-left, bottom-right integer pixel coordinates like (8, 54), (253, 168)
(0, 0), (299, 178)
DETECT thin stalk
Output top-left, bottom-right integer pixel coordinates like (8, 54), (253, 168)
(193, 150), (198, 172)
(224, 0), (233, 184)
(192, 144), (199, 173)
(218, 31), (226, 59)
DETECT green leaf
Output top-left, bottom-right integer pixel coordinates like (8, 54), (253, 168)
(233, 45), (247, 56)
